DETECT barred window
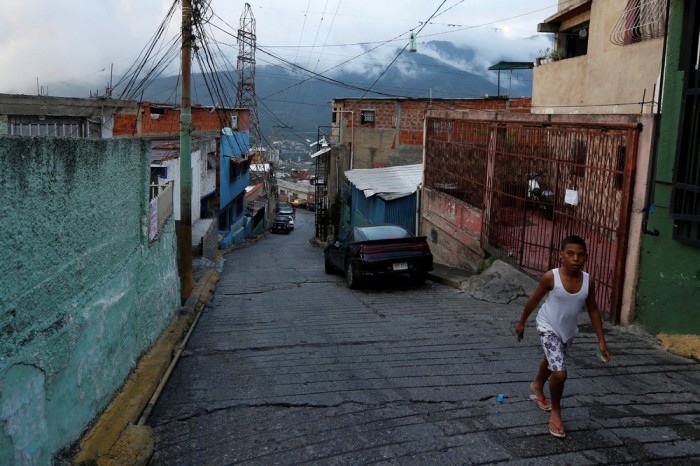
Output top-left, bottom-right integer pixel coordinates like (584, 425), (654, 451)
(9, 116), (86, 137)
(671, 2), (700, 246)
(360, 110), (375, 124)
(610, 0), (667, 46)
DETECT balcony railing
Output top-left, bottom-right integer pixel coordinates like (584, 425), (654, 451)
(149, 181), (174, 241)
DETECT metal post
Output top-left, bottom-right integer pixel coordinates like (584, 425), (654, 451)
(177, 0), (193, 301)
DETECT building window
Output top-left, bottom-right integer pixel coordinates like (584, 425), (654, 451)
(9, 116), (86, 137)
(670, 2), (700, 246)
(610, 0), (667, 46)
(563, 22), (589, 58)
(360, 110), (375, 124)
(229, 158), (248, 181)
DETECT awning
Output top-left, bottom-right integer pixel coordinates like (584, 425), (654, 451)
(488, 61), (534, 71)
(310, 146), (331, 159)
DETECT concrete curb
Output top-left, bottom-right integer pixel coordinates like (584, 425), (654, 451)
(72, 267), (220, 465)
(428, 263), (475, 289)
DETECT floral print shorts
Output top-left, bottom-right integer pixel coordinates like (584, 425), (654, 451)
(538, 328), (572, 371)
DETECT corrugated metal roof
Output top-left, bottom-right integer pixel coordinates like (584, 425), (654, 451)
(310, 146), (331, 158)
(344, 164), (423, 201)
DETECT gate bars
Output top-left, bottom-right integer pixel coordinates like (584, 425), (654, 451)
(425, 116), (640, 322)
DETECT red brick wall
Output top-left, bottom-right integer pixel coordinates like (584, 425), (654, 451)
(113, 103), (249, 136)
(335, 98), (531, 147)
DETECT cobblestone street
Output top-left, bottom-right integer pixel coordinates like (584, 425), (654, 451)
(148, 210), (700, 465)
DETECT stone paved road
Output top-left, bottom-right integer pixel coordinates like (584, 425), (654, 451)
(148, 210), (700, 465)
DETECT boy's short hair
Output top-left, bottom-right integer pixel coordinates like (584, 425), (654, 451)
(561, 235), (587, 251)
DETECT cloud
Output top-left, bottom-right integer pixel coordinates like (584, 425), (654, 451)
(0, 0), (556, 97)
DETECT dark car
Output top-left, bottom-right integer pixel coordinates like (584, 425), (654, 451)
(271, 215), (293, 234)
(324, 224), (433, 288)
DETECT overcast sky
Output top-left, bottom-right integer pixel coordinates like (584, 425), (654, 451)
(0, 0), (558, 97)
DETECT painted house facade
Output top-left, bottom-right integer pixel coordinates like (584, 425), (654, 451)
(419, 0), (666, 326)
(636, 0), (700, 335)
(0, 93), (135, 138)
(114, 103), (252, 249)
(533, 0), (666, 114)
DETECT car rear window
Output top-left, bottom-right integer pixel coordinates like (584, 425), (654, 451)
(357, 226), (411, 240)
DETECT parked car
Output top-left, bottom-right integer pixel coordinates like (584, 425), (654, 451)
(290, 198), (307, 209)
(272, 215), (293, 234)
(324, 224), (433, 288)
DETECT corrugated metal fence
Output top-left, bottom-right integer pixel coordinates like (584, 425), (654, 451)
(425, 116), (640, 321)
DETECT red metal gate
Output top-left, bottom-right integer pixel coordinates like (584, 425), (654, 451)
(425, 117), (640, 321)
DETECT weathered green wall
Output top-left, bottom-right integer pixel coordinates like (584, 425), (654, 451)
(0, 137), (180, 464)
(637, 0), (700, 335)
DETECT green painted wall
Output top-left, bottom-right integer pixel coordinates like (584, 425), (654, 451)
(0, 137), (180, 464)
(637, 0), (700, 335)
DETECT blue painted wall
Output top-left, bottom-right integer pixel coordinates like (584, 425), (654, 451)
(349, 186), (417, 233)
(219, 131), (250, 232)
(220, 131), (250, 208)
(0, 136), (180, 464)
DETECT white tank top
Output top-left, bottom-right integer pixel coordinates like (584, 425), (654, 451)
(536, 268), (589, 342)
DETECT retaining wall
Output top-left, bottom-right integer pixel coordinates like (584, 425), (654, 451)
(0, 136), (180, 465)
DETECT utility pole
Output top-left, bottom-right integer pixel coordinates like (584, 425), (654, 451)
(177, 0), (193, 301)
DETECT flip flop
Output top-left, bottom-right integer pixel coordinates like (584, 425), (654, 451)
(548, 420), (566, 438)
(529, 394), (552, 411)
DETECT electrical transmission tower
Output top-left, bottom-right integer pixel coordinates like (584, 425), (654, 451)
(236, 3), (262, 151)
(236, 2), (277, 221)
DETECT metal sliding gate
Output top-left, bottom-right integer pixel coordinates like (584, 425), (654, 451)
(425, 117), (640, 321)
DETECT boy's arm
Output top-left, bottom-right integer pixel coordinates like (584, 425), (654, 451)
(586, 280), (610, 360)
(515, 271), (553, 338)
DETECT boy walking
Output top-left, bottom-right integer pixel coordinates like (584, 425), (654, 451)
(514, 235), (609, 438)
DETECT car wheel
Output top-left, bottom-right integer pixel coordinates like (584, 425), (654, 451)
(345, 261), (360, 289)
(324, 253), (334, 274)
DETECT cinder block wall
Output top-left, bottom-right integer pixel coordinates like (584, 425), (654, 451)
(0, 137), (180, 465)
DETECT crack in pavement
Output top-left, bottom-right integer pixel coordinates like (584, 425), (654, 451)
(157, 398), (467, 426)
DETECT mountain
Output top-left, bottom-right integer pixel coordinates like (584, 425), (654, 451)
(44, 41), (535, 143)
